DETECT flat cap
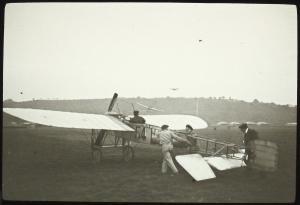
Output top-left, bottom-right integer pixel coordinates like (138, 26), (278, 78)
(238, 123), (248, 129)
(161, 124), (169, 130)
(186, 124), (193, 130)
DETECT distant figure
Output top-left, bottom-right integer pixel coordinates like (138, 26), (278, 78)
(185, 124), (197, 153)
(238, 123), (259, 165)
(158, 125), (191, 175)
(129, 110), (146, 124)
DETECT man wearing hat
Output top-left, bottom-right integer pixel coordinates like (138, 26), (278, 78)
(129, 110), (146, 124)
(158, 124), (192, 175)
(238, 123), (259, 165)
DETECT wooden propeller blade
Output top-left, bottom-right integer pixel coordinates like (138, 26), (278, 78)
(107, 93), (118, 112)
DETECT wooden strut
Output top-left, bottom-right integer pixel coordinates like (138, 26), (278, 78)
(211, 146), (226, 157)
(176, 131), (242, 157)
(91, 129), (135, 162)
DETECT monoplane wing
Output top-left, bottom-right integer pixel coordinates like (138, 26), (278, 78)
(140, 114), (208, 130)
(3, 108), (134, 131)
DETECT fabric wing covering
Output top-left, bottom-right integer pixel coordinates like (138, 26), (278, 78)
(141, 115), (208, 130)
(204, 153), (246, 171)
(3, 108), (134, 131)
(175, 154), (216, 181)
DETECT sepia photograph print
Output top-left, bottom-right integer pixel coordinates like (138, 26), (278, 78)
(2, 2), (297, 203)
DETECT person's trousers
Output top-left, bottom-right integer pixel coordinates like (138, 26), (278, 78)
(161, 144), (178, 174)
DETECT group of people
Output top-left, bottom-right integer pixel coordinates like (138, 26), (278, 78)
(129, 110), (258, 175)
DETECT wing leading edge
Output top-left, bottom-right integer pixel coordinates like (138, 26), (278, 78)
(141, 114), (208, 130)
(3, 108), (134, 131)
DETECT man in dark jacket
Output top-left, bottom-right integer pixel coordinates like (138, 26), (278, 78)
(129, 110), (146, 124)
(185, 124), (198, 153)
(238, 123), (259, 165)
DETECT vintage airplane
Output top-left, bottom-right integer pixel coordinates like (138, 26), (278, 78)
(3, 93), (278, 181)
(3, 93), (207, 160)
(170, 88), (179, 91)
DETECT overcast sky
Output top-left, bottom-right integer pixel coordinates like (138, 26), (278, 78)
(3, 3), (297, 105)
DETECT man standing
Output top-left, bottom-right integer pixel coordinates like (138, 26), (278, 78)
(129, 110), (146, 124)
(185, 124), (198, 153)
(158, 124), (191, 175)
(128, 110), (146, 140)
(238, 123), (259, 165)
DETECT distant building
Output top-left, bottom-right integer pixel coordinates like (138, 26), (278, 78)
(257, 122), (270, 126)
(246, 121), (256, 125)
(217, 121), (229, 126)
(229, 122), (240, 126)
(23, 122), (36, 128)
(5, 121), (26, 128)
(285, 122), (297, 126)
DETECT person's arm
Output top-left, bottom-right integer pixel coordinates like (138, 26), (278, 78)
(171, 132), (192, 145)
(189, 133), (198, 145)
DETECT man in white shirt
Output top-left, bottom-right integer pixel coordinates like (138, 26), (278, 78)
(158, 124), (191, 174)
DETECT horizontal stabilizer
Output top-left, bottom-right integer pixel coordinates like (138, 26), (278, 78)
(175, 154), (216, 181)
(204, 154), (246, 171)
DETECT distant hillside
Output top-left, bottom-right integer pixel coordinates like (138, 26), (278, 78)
(3, 97), (297, 125)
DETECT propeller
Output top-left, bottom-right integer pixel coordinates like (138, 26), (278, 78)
(107, 93), (118, 112)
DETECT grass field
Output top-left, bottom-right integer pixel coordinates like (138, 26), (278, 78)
(2, 126), (296, 202)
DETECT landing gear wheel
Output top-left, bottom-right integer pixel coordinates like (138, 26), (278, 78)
(123, 146), (134, 162)
(92, 149), (102, 162)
